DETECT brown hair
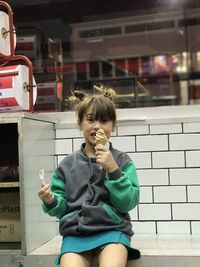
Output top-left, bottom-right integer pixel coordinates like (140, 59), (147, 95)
(77, 95), (116, 124)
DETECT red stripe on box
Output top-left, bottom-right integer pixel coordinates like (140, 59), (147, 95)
(0, 66), (17, 71)
(34, 103), (56, 111)
(0, 77), (13, 89)
(0, 97), (19, 107)
(37, 87), (55, 96)
(16, 42), (34, 51)
(0, 71), (18, 78)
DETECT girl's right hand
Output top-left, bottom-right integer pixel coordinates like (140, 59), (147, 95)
(38, 183), (55, 205)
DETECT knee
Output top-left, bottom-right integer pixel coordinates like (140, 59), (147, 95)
(98, 243), (127, 267)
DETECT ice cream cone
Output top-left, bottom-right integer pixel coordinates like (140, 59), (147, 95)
(95, 129), (107, 145)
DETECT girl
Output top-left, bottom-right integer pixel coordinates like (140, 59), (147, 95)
(38, 94), (140, 267)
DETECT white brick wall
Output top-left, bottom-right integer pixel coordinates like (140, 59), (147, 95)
(169, 134), (200, 150)
(136, 135), (168, 151)
(139, 204), (171, 220)
(170, 168), (200, 185)
(157, 221), (190, 234)
(54, 118), (200, 235)
(154, 186), (186, 203)
(150, 123), (182, 134)
(152, 151), (185, 168)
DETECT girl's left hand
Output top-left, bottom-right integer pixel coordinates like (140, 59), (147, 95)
(95, 144), (118, 173)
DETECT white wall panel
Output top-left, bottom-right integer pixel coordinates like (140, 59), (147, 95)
(186, 151), (200, 167)
(183, 122), (200, 133)
(56, 128), (82, 138)
(173, 204), (200, 220)
(150, 123), (182, 134)
(157, 222), (190, 234)
(154, 186), (186, 203)
(136, 135), (168, 151)
(55, 139), (72, 154)
(139, 187), (153, 203)
(137, 169), (169, 186)
(110, 136), (135, 152)
(132, 222), (156, 234)
(170, 134), (200, 150)
(170, 168), (200, 185)
(139, 204), (171, 220)
(118, 125), (149, 136)
(152, 151), (185, 168)
(128, 152), (152, 169)
(187, 186), (200, 202)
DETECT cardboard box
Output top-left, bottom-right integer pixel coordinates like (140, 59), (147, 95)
(0, 192), (21, 242)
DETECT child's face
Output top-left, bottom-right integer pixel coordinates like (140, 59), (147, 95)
(78, 105), (115, 147)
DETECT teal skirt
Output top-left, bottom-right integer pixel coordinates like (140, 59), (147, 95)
(55, 231), (140, 265)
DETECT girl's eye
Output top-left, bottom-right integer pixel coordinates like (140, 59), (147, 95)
(101, 119), (109, 124)
(87, 117), (94, 122)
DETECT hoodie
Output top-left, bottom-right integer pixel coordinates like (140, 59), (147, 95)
(42, 143), (139, 237)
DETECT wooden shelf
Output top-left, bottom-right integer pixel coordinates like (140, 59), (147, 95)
(0, 181), (20, 188)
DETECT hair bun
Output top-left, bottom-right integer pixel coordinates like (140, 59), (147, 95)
(73, 90), (87, 101)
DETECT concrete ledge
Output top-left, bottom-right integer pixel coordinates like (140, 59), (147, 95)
(30, 234), (200, 256)
(26, 234), (200, 267)
(134, 234), (200, 256)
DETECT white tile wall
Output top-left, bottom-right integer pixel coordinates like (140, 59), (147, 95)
(57, 155), (66, 165)
(170, 168), (200, 185)
(187, 186), (200, 202)
(132, 222), (156, 234)
(54, 117), (200, 235)
(152, 151), (185, 168)
(170, 134), (200, 150)
(55, 139), (72, 154)
(173, 204), (200, 220)
(154, 186), (186, 203)
(191, 222), (200, 234)
(157, 221), (190, 234)
(128, 152), (152, 169)
(137, 169), (169, 186)
(140, 187), (153, 203)
(117, 125), (149, 136)
(56, 128), (83, 138)
(139, 204), (171, 220)
(110, 136), (135, 152)
(136, 135), (168, 151)
(150, 123), (182, 134)
(129, 206), (138, 220)
(183, 122), (200, 133)
(186, 151), (200, 167)
(73, 138), (85, 151)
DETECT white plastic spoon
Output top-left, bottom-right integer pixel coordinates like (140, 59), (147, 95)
(38, 168), (45, 185)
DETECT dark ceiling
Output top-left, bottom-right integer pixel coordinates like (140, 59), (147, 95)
(5, 0), (200, 24)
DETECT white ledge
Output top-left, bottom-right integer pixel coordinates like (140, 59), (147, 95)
(30, 234), (200, 257)
(39, 105), (200, 126)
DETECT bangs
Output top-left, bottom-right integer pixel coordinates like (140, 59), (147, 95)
(90, 98), (116, 122)
(77, 95), (116, 123)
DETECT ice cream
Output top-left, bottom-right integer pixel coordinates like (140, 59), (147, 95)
(95, 129), (107, 145)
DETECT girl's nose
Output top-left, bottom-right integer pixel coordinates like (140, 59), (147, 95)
(93, 121), (101, 129)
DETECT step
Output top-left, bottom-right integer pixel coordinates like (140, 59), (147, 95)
(25, 234), (200, 267)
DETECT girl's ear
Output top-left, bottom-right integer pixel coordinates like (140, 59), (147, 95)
(112, 123), (116, 132)
(77, 120), (82, 130)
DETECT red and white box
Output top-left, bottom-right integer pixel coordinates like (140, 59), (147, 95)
(0, 65), (37, 111)
(34, 81), (59, 111)
(16, 35), (40, 59)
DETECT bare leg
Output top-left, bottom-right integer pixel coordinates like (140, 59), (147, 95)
(60, 251), (93, 267)
(98, 243), (128, 267)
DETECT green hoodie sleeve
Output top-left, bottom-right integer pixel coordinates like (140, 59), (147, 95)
(42, 171), (68, 219)
(105, 160), (139, 213)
